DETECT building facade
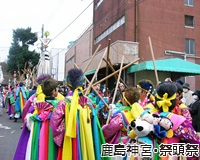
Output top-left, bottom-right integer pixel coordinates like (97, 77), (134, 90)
(65, 0), (200, 90)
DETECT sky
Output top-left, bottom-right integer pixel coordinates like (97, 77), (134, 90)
(0, 0), (93, 62)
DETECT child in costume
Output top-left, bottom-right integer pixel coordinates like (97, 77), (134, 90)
(136, 79), (155, 108)
(21, 74), (51, 121)
(50, 68), (109, 160)
(102, 86), (144, 145)
(147, 81), (200, 160)
(14, 76), (65, 160)
(22, 74), (64, 122)
(16, 78), (64, 160)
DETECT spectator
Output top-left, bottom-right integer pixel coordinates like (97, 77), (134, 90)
(182, 83), (194, 106)
(172, 83), (192, 123)
(188, 90), (200, 132)
(110, 82), (125, 104)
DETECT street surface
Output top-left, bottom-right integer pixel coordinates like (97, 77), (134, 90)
(0, 108), (22, 160)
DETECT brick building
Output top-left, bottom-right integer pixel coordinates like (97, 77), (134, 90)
(65, 0), (200, 90)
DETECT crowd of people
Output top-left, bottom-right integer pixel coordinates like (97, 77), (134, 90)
(1, 69), (200, 160)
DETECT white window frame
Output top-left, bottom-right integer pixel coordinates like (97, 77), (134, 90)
(185, 15), (194, 28)
(95, 0), (104, 9)
(95, 16), (125, 44)
(184, 0), (194, 7)
(185, 38), (195, 54)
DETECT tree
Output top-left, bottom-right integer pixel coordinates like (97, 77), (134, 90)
(7, 28), (40, 77)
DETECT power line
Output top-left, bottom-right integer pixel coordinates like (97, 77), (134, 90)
(45, 0), (65, 26)
(51, 1), (93, 42)
(51, 0), (146, 44)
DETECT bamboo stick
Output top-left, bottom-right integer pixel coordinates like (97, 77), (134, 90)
(74, 63), (109, 108)
(103, 58), (128, 88)
(83, 44), (101, 73)
(93, 58), (140, 86)
(106, 55), (124, 124)
(105, 39), (111, 96)
(148, 36), (159, 85)
(84, 47), (108, 96)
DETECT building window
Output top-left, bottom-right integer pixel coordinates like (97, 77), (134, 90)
(95, 16), (125, 44)
(185, 38), (195, 54)
(95, 0), (104, 9)
(184, 0), (194, 6)
(185, 15), (194, 27)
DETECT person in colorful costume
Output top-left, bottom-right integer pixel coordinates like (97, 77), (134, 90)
(14, 82), (28, 122)
(88, 82), (109, 126)
(147, 81), (200, 160)
(15, 77), (64, 160)
(102, 86), (144, 145)
(6, 87), (16, 119)
(50, 68), (109, 160)
(14, 75), (65, 160)
(0, 89), (4, 115)
(21, 74), (51, 121)
(136, 79), (155, 108)
(22, 74), (64, 122)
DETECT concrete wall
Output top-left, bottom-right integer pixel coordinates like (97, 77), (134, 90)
(65, 25), (93, 75)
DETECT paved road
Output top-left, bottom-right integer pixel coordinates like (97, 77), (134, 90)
(0, 108), (23, 160)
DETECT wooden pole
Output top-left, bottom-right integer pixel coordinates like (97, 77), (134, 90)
(103, 58), (128, 88)
(83, 44), (101, 73)
(106, 55), (124, 124)
(74, 63), (109, 108)
(148, 36), (159, 85)
(105, 39), (111, 96)
(111, 56), (124, 104)
(84, 47), (108, 96)
(103, 58), (125, 99)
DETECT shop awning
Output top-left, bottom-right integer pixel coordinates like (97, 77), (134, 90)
(84, 69), (96, 76)
(127, 58), (200, 76)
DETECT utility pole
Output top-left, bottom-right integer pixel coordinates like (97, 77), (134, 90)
(37, 24), (45, 76)
(41, 24), (44, 53)
(37, 24), (51, 75)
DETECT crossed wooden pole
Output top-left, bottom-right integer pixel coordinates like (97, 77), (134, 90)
(92, 58), (140, 86)
(74, 42), (140, 124)
(84, 47), (108, 96)
(73, 37), (157, 125)
(103, 58), (128, 88)
(74, 63), (109, 109)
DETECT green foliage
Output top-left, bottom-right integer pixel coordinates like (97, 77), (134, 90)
(7, 27), (40, 75)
